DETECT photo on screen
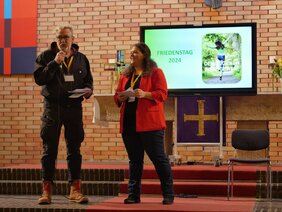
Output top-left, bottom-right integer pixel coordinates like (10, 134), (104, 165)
(202, 33), (242, 83)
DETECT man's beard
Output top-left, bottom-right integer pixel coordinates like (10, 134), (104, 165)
(59, 45), (69, 53)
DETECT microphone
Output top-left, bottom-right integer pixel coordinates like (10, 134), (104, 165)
(57, 47), (68, 70)
(59, 49), (67, 70)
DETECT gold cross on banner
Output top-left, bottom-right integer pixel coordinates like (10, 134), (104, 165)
(183, 100), (218, 136)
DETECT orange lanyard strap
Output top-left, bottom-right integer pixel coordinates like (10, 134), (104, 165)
(63, 56), (74, 72)
(130, 71), (142, 88)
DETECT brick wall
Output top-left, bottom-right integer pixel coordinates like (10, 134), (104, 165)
(0, 0), (282, 167)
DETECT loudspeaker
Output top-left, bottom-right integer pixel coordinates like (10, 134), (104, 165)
(205, 0), (222, 9)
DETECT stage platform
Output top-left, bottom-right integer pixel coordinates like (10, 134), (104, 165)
(0, 163), (281, 211)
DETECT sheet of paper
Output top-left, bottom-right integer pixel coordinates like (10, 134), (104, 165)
(68, 88), (91, 93)
(68, 92), (86, 98)
(117, 87), (135, 97)
(68, 88), (92, 98)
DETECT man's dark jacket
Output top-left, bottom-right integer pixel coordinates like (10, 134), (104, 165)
(34, 42), (93, 104)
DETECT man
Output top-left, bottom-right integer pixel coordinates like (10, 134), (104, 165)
(34, 25), (93, 204)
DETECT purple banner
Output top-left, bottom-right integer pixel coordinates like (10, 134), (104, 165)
(177, 96), (225, 144)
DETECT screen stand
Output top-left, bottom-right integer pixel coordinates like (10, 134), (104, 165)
(168, 97), (181, 166)
(214, 96), (224, 167)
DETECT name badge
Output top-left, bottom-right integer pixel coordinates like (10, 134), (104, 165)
(128, 96), (135, 102)
(64, 74), (74, 82)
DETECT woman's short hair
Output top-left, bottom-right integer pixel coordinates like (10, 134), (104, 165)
(55, 25), (74, 37)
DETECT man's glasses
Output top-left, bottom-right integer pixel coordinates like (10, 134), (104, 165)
(56, 35), (71, 41)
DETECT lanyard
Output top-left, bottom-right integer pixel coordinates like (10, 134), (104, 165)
(130, 71), (142, 88)
(63, 56), (74, 72)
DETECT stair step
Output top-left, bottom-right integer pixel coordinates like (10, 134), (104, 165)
(136, 166), (269, 181)
(120, 181), (261, 197)
(0, 168), (124, 181)
(121, 180), (278, 198)
(0, 181), (120, 196)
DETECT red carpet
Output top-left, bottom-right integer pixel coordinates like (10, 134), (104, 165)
(86, 194), (255, 212)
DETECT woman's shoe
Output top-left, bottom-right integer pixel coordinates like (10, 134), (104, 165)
(124, 195), (141, 204)
(162, 195), (174, 205)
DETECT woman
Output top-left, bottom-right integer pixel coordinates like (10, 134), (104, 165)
(215, 40), (225, 80)
(114, 42), (174, 205)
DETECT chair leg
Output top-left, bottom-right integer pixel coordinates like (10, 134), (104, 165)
(231, 162), (234, 198)
(266, 163), (269, 200)
(227, 161), (231, 200)
(268, 162), (272, 201)
(263, 162), (272, 201)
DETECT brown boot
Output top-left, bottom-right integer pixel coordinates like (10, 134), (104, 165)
(69, 179), (89, 204)
(38, 181), (52, 204)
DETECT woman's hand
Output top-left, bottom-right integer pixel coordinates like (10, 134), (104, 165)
(134, 89), (153, 100)
(118, 94), (129, 103)
(134, 88), (145, 98)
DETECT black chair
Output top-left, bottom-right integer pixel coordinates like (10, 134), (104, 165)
(227, 129), (271, 200)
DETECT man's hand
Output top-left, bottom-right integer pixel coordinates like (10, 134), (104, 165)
(54, 51), (66, 64)
(83, 87), (93, 99)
